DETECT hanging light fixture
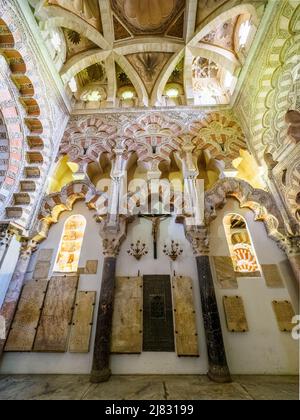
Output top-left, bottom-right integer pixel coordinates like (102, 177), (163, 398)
(163, 240), (183, 261)
(127, 240), (148, 260)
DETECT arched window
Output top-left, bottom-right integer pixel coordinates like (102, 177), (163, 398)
(224, 214), (259, 273)
(54, 215), (86, 273)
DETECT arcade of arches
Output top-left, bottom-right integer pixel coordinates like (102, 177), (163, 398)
(0, 0), (299, 400)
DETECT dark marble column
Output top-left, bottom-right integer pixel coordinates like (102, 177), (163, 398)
(196, 255), (231, 383)
(90, 256), (116, 383)
(90, 221), (127, 383)
(186, 225), (231, 383)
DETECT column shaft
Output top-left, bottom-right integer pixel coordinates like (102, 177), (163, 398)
(90, 257), (117, 383)
(196, 255), (231, 383)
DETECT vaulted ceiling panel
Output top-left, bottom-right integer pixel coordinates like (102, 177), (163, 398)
(126, 52), (173, 95)
(111, 0), (186, 36)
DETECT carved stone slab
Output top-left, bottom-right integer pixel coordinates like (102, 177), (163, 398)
(172, 276), (199, 357)
(111, 277), (143, 354)
(69, 291), (96, 353)
(33, 276), (78, 352)
(262, 265), (284, 288)
(33, 261), (51, 280)
(272, 301), (295, 332)
(223, 296), (249, 333)
(37, 249), (54, 263)
(213, 257), (238, 289)
(5, 280), (48, 352)
(78, 260), (98, 275)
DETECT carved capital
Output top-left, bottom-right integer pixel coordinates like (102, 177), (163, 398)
(0, 224), (14, 247)
(185, 225), (210, 256)
(99, 218), (127, 258)
(19, 239), (38, 259)
(278, 236), (300, 257)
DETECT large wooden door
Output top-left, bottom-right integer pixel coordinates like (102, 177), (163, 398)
(143, 275), (175, 352)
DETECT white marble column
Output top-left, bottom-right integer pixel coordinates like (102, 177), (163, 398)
(107, 144), (132, 228)
(175, 138), (204, 225)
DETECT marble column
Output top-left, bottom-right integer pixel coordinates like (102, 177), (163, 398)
(90, 221), (126, 383)
(186, 225), (231, 383)
(175, 138), (204, 225)
(107, 143), (132, 227)
(0, 239), (37, 358)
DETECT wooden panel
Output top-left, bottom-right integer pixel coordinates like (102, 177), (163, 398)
(172, 277), (199, 357)
(111, 277), (143, 354)
(272, 301), (295, 332)
(33, 261), (51, 280)
(143, 275), (175, 352)
(33, 276), (78, 352)
(213, 257), (238, 289)
(5, 280), (48, 352)
(223, 296), (249, 333)
(69, 292), (96, 353)
(262, 265), (284, 288)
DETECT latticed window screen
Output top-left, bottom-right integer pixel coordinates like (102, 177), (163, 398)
(150, 295), (166, 319)
(143, 275), (175, 352)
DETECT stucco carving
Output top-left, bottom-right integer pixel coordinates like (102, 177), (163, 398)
(204, 178), (286, 247)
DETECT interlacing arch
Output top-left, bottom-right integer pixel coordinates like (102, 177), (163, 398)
(35, 177), (287, 252)
(205, 178), (286, 246)
(0, 16), (49, 226)
(245, 0), (300, 160)
(124, 113), (183, 168)
(36, 180), (107, 241)
(189, 112), (247, 162)
(60, 117), (117, 167)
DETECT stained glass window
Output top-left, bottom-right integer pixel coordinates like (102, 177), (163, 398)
(224, 214), (259, 273)
(54, 215), (86, 273)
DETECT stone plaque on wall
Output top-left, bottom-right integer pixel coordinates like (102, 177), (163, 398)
(272, 301), (295, 332)
(78, 260), (98, 275)
(262, 265), (284, 288)
(223, 296), (249, 333)
(33, 261), (51, 280)
(5, 280), (48, 352)
(111, 277), (143, 354)
(69, 291), (96, 353)
(172, 276), (199, 357)
(37, 249), (54, 263)
(34, 276), (78, 352)
(213, 257), (238, 289)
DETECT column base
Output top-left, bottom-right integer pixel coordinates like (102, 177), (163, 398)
(90, 368), (112, 384)
(208, 365), (232, 384)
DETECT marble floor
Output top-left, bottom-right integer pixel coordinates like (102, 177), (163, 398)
(0, 375), (298, 400)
